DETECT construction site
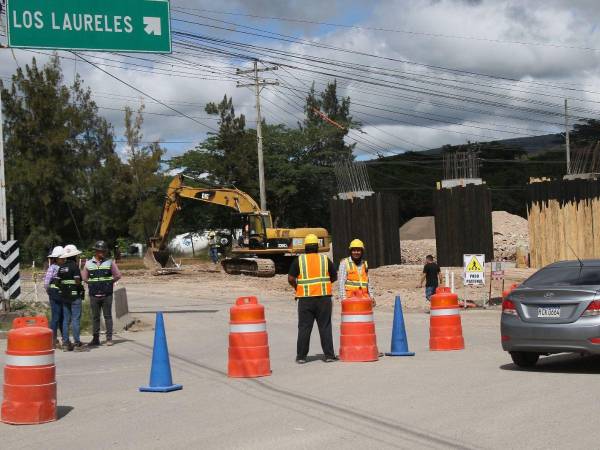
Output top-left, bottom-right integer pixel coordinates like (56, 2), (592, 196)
(4, 1), (600, 449)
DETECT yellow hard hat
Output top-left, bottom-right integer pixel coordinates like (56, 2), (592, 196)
(349, 239), (364, 249)
(304, 234), (319, 245)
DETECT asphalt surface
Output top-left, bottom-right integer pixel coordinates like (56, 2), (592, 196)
(3, 284), (600, 449)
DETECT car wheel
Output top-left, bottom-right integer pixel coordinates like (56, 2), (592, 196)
(510, 351), (540, 368)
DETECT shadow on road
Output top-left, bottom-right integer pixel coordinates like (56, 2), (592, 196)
(500, 353), (600, 374)
(129, 310), (219, 314)
(127, 339), (476, 449)
(57, 406), (74, 420)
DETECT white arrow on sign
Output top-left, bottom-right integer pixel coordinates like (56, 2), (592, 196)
(143, 17), (162, 36)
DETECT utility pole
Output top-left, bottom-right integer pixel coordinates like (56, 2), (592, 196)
(565, 98), (571, 175)
(0, 89), (7, 241)
(236, 60), (278, 211)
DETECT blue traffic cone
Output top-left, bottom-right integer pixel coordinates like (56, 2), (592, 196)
(385, 296), (415, 356)
(139, 312), (183, 392)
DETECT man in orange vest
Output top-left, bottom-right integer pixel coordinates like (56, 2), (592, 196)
(288, 233), (338, 364)
(338, 239), (371, 300)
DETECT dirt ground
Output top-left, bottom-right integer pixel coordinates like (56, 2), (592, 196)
(118, 261), (536, 311)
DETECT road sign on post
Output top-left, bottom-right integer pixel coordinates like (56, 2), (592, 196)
(491, 261), (505, 280)
(6, 0), (171, 53)
(463, 254), (485, 286)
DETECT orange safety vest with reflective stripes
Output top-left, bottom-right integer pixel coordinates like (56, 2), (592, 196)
(295, 253), (332, 298)
(344, 257), (369, 296)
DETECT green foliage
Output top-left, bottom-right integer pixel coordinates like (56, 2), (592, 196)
(2, 55), (586, 260)
(1, 55), (165, 261)
(169, 82), (356, 231)
(571, 119), (600, 146)
(122, 104), (165, 241)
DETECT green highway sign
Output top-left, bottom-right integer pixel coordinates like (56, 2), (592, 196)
(6, 0), (171, 53)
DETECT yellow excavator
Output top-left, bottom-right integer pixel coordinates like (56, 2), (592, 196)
(145, 174), (331, 277)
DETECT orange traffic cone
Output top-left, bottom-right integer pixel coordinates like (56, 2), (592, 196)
(339, 292), (379, 362)
(429, 290), (465, 351)
(228, 296), (271, 378)
(1, 316), (57, 425)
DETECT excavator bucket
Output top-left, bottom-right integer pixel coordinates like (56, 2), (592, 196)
(143, 248), (181, 275)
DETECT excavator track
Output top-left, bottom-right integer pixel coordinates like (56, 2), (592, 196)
(221, 257), (276, 277)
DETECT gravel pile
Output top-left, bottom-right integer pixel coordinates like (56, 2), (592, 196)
(400, 211), (528, 263)
(400, 239), (436, 265)
(492, 211), (528, 261)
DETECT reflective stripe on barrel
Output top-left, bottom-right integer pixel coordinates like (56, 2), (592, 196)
(430, 308), (460, 317)
(229, 323), (267, 333)
(5, 353), (55, 366)
(341, 314), (374, 323)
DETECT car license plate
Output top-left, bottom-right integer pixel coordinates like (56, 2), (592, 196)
(538, 306), (560, 318)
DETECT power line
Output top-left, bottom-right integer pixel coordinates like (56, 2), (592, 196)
(72, 52), (219, 132)
(170, 8), (600, 97)
(170, 34), (600, 121)
(172, 6), (600, 53)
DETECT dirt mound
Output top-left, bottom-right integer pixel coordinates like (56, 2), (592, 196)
(492, 211), (528, 261)
(400, 239), (436, 265)
(399, 216), (435, 240)
(399, 211), (528, 263)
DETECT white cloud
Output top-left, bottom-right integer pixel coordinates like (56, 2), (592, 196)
(2, 0), (600, 159)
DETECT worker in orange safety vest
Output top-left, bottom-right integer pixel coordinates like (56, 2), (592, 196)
(338, 239), (373, 302)
(288, 233), (338, 364)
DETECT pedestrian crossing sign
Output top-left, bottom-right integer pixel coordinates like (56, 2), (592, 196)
(466, 256), (483, 272)
(463, 254), (485, 286)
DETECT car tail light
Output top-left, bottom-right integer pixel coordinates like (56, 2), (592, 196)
(502, 299), (517, 316)
(589, 338), (600, 344)
(501, 335), (510, 342)
(583, 300), (600, 317)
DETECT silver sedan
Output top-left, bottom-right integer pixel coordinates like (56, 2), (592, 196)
(501, 260), (600, 367)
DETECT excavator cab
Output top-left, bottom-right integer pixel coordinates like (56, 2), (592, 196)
(239, 212), (273, 249)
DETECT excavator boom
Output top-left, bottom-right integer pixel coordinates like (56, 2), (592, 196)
(150, 174), (263, 251)
(146, 174), (330, 277)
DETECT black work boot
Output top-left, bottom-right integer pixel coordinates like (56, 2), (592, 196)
(87, 335), (101, 347)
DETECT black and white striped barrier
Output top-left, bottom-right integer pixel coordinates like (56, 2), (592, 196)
(0, 240), (20, 301)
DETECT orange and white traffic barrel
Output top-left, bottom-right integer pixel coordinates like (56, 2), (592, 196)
(429, 290), (465, 351)
(228, 296), (271, 378)
(1, 316), (56, 425)
(502, 283), (519, 302)
(339, 292), (379, 362)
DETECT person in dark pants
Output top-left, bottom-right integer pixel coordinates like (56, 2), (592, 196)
(288, 233), (338, 364)
(56, 244), (85, 352)
(419, 254), (443, 304)
(82, 240), (122, 347)
(44, 246), (65, 348)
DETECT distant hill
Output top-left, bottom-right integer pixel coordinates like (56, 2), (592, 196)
(421, 133), (564, 155)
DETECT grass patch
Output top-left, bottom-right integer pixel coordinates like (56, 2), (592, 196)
(0, 297), (92, 337)
(80, 299), (92, 335)
(117, 259), (147, 270)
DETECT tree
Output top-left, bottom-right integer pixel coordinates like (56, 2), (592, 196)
(121, 103), (166, 242)
(298, 81), (357, 225)
(0, 55), (120, 260)
(169, 83), (360, 231)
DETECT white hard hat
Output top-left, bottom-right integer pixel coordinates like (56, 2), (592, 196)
(61, 244), (82, 258)
(48, 246), (64, 258)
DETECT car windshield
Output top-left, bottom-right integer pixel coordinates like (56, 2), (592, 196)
(523, 267), (600, 287)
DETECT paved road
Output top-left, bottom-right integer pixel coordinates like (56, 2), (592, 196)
(2, 284), (600, 449)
